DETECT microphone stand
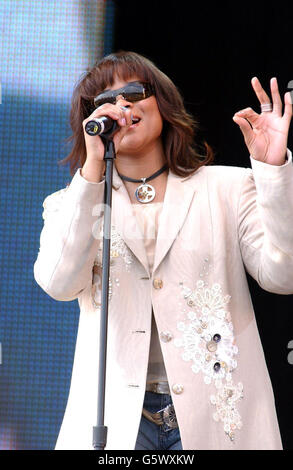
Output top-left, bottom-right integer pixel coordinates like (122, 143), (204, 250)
(92, 125), (118, 450)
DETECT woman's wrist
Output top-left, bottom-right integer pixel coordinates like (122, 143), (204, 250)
(81, 159), (105, 183)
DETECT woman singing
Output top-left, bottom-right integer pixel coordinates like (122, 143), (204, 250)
(34, 51), (293, 450)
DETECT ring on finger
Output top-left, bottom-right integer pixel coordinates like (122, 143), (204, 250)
(261, 102), (273, 112)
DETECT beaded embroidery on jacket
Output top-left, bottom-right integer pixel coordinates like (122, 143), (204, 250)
(91, 224), (133, 309)
(42, 188), (133, 309)
(42, 187), (67, 219)
(175, 257), (244, 442)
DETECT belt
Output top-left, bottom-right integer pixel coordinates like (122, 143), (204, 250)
(142, 404), (178, 429)
(145, 382), (170, 394)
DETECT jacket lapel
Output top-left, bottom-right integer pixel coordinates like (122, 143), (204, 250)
(111, 164), (198, 276)
(153, 170), (197, 273)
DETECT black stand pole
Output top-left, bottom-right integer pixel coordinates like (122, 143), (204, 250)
(92, 128), (117, 450)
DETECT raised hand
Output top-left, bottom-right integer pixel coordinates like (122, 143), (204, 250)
(233, 77), (292, 165)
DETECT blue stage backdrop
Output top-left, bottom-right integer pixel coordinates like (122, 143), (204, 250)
(0, 0), (115, 450)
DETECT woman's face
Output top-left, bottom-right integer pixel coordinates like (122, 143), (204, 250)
(103, 75), (164, 155)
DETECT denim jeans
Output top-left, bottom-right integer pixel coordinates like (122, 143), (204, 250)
(135, 391), (183, 450)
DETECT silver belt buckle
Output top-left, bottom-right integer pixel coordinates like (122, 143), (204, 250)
(142, 404), (179, 430)
(160, 404), (178, 430)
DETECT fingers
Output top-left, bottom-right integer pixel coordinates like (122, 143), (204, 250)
(283, 91), (293, 125)
(234, 107), (259, 124)
(251, 76), (284, 115)
(83, 103), (131, 129)
(232, 114), (254, 145)
(234, 77), (290, 124)
(269, 77), (283, 115)
(82, 103), (132, 160)
(252, 76), (292, 123)
(251, 76), (271, 107)
(120, 106), (132, 127)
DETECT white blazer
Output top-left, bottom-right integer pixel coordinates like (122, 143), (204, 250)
(34, 150), (293, 450)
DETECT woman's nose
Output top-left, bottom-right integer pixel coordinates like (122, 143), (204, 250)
(115, 96), (132, 108)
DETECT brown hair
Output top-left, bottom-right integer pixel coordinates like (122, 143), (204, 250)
(60, 51), (214, 176)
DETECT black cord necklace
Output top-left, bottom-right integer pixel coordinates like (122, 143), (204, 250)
(117, 163), (168, 203)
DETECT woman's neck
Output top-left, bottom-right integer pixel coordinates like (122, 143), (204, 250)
(115, 142), (169, 204)
(115, 140), (167, 180)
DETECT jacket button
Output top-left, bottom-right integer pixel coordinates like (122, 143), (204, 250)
(153, 278), (163, 289)
(160, 331), (173, 343)
(172, 383), (184, 394)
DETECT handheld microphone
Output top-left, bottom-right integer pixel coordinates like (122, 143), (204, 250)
(85, 116), (118, 136)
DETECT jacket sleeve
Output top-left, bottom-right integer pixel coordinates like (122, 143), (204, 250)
(238, 149), (293, 295)
(34, 169), (105, 301)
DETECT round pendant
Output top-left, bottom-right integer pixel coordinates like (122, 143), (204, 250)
(135, 183), (156, 203)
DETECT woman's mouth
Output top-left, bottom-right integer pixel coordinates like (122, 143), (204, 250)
(129, 116), (141, 129)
